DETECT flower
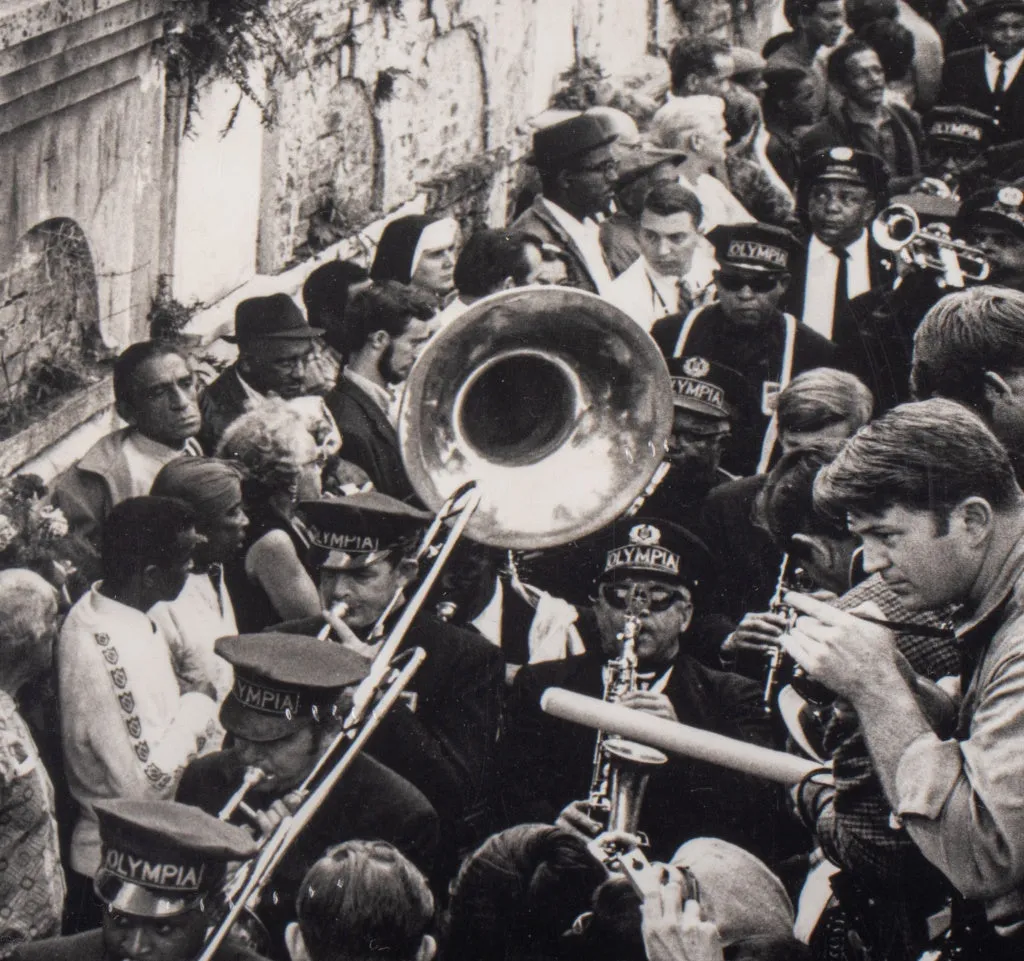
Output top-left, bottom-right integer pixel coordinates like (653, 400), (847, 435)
(37, 505), (69, 539)
(0, 514), (19, 553)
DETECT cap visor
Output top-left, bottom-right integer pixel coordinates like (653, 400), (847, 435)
(671, 397), (731, 420)
(95, 872), (200, 919)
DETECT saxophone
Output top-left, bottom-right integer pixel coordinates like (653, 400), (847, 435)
(587, 589), (667, 833)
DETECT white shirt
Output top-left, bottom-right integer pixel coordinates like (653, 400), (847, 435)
(59, 586), (218, 875)
(118, 432), (201, 500)
(801, 231), (872, 340)
(541, 198), (616, 295)
(679, 172), (754, 234)
(986, 47), (1024, 93)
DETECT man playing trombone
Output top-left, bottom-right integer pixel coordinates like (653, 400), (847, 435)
(175, 633), (440, 951)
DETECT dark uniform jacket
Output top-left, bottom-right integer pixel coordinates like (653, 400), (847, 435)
(939, 47), (1024, 144)
(9, 929), (266, 961)
(177, 748), (439, 944)
(651, 304), (839, 476)
(501, 644), (783, 863)
(508, 196), (604, 293)
(323, 376), (415, 502)
(274, 613), (504, 841)
(198, 364), (255, 454)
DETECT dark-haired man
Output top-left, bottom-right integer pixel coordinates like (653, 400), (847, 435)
(510, 114), (619, 295)
(323, 282), (436, 500)
(10, 799), (269, 961)
(58, 498), (215, 902)
(651, 222), (838, 475)
(763, 65), (822, 188)
(502, 519), (779, 861)
(668, 37), (735, 97)
(800, 40), (924, 180)
(54, 341), (202, 571)
(783, 398), (1024, 958)
(939, 0), (1024, 144)
(198, 293), (324, 454)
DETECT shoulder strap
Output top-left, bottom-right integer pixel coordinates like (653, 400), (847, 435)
(755, 313), (799, 474)
(672, 304), (710, 358)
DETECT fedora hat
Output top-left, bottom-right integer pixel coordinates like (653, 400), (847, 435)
(225, 293), (323, 345)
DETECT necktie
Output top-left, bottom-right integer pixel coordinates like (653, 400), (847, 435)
(831, 245), (850, 335)
(995, 58), (1007, 98)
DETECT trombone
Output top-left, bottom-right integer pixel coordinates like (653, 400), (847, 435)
(872, 203), (990, 288)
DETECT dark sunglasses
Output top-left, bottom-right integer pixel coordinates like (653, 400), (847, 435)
(598, 582), (687, 612)
(717, 271), (780, 293)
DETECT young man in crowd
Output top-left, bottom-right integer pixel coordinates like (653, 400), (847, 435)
(11, 798), (267, 961)
(54, 341), (203, 573)
(668, 37), (736, 98)
(763, 65), (822, 188)
(608, 182), (711, 328)
(651, 221), (838, 475)
(176, 632), (440, 949)
(783, 399), (1024, 958)
(510, 114), (620, 295)
(766, 0), (848, 122)
(58, 498), (216, 917)
(0, 570), (65, 956)
(323, 281), (436, 501)
(198, 293), (324, 453)
(502, 518), (781, 862)
(939, 0), (1024, 144)
(800, 40), (924, 180)
(286, 841), (436, 961)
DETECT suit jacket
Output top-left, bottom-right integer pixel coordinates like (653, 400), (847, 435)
(509, 196), (606, 293)
(198, 364), (255, 454)
(939, 47), (1024, 143)
(501, 646), (783, 862)
(9, 929), (266, 961)
(324, 376), (415, 501)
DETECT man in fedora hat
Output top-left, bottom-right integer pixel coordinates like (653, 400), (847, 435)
(940, 0), (1024, 144)
(10, 798), (269, 961)
(198, 293), (324, 454)
(509, 114), (620, 295)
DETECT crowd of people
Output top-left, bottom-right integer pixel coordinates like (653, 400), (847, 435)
(8, 1), (1024, 958)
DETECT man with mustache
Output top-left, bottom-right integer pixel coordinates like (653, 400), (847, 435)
(323, 282), (436, 501)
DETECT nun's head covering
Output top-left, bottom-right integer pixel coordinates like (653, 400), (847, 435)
(370, 215), (459, 284)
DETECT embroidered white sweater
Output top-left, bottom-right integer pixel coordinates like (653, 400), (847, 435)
(58, 585), (218, 876)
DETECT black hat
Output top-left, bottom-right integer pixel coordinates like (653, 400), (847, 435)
(708, 222), (799, 274)
(957, 184), (1024, 241)
(594, 517), (712, 592)
(974, 0), (1024, 20)
(801, 146), (890, 197)
(299, 493), (432, 571)
(226, 293), (322, 345)
(665, 355), (747, 420)
(530, 114), (618, 172)
(216, 633), (371, 741)
(93, 799), (257, 918)
(924, 106), (996, 149)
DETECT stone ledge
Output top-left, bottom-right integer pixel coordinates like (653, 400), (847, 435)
(0, 375), (112, 477)
(0, 0), (139, 51)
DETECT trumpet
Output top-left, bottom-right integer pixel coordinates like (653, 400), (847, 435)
(872, 203), (990, 288)
(218, 766), (265, 821)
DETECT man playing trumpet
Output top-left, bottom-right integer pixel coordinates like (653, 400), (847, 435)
(501, 519), (781, 862)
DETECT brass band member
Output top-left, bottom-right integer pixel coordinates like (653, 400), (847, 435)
(502, 518), (781, 861)
(11, 799), (267, 961)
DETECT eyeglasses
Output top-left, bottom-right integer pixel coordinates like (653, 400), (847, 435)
(572, 159), (618, 178)
(717, 271), (780, 293)
(598, 582), (687, 612)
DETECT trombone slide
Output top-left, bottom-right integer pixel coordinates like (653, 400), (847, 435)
(541, 687), (824, 785)
(218, 767), (266, 821)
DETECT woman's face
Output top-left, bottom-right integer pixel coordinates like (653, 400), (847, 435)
(294, 432), (324, 501)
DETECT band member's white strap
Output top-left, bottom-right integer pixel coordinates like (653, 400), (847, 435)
(755, 312), (797, 474)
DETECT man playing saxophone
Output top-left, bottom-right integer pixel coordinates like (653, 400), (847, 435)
(501, 518), (782, 862)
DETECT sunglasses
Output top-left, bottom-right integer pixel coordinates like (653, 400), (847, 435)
(598, 582), (687, 613)
(717, 271), (780, 293)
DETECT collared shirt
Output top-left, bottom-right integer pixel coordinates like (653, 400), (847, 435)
(0, 691), (64, 955)
(234, 367), (265, 406)
(985, 47), (1024, 93)
(802, 231), (872, 339)
(678, 172), (755, 234)
(540, 198), (616, 295)
(890, 529), (1024, 919)
(118, 432), (201, 501)
(343, 367), (396, 427)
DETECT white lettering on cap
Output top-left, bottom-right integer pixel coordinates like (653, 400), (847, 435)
(726, 240), (788, 268)
(104, 847), (205, 892)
